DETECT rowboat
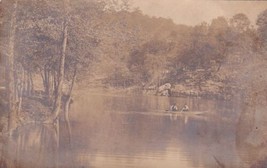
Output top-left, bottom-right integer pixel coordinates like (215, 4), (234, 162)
(164, 110), (206, 115)
(109, 110), (208, 116)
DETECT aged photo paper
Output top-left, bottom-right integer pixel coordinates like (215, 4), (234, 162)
(1, 0), (267, 167)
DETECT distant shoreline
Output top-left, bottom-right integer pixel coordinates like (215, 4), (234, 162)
(76, 84), (235, 101)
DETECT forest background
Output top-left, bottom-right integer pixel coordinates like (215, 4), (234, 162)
(0, 0), (267, 132)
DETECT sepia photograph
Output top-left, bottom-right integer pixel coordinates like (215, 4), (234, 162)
(1, 0), (267, 167)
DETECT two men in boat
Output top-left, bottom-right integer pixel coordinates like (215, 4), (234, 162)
(169, 103), (189, 112)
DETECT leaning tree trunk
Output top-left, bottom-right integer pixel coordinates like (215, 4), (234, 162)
(6, 0), (18, 133)
(29, 72), (33, 95)
(64, 68), (77, 144)
(64, 95), (72, 144)
(50, 23), (67, 122)
(48, 0), (69, 123)
(17, 68), (25, 116)
(44, 67), (52, 100)
(26, 71), (31, 96)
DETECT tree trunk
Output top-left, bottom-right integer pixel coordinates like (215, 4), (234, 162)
(6, 0), (18, 133)
(50, 71), (54, 98)
(64, 68), (76, 144)
(27, 72), (31, 96)
(17, 69), (24, 116)
(64, 95), (72, 144)
(44, 68), (50, 98)
(51, 22), (67, 120)
(44, 68), (48, 95)
(43, 67), (55, 104)
(48, 0), (69, 122)
(53, 71), (58, 96)
(47, 70), (51, 100)
(14, 69), (18, 103)
(29, 72), (34, 95)
(23, 70), (28, 96)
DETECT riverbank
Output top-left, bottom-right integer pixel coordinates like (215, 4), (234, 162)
(78, 80), (238, 101)
(0, 92), (53, 135)
(170, 81), (237, 100)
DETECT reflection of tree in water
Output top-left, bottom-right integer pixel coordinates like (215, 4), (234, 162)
(236, 88), (267, 168)
(1, 121), (73, 168)
(0, 124), (58, 168)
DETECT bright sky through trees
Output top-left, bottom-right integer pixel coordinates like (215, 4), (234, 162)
(132, 0), (267, 25)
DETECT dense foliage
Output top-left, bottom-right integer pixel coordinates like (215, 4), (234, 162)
(0, 1), (267, 123)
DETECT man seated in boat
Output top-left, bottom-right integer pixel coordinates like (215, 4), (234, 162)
(181, 104), (189, 112)
(169, 103), (178, 111)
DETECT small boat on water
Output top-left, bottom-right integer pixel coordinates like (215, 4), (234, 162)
(163, 110), (206, 115)
(109, 110), (208, 116)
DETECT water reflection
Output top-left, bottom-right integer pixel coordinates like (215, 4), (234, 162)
(70, 93), (241, 168)
(2, 92), (266, 168)
(236, 94), (267, 168)
(2, 124), (59, 168)
(2, 120), (74, 168)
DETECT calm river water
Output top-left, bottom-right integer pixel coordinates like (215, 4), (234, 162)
(5, 92), (267, 168)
